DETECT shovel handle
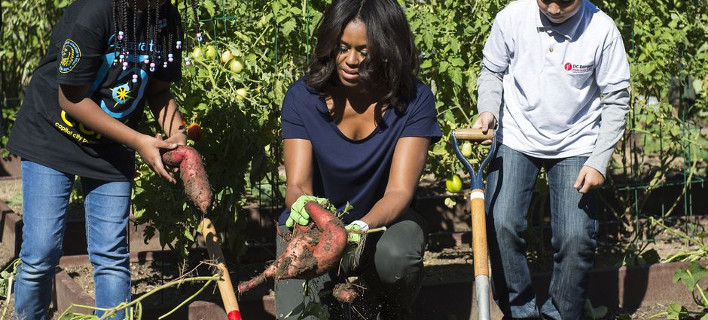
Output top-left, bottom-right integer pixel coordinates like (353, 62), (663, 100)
(200, 217), (242, 320)
(452, 128), (493, 142)
(470, 190), (489, 277)
(470, 189), (490, 320)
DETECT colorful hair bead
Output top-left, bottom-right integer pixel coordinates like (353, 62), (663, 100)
(132, 74), (138, 83)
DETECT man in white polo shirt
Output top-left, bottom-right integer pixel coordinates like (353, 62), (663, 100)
(473, 0), (630, 319)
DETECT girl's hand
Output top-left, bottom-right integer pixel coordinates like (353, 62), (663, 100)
(135, 133), (178, 183)
(472, 111), (496, 145)
(163, 129), (188, 146)
(574, 166), (605, 194)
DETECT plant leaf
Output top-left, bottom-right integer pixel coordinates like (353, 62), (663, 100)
(673, 261), (708, 290)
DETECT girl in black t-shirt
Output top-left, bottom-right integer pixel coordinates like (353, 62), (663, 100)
(7, 1), (201, 319)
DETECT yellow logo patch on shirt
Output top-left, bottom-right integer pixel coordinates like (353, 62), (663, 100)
(59, 39), (81, 73)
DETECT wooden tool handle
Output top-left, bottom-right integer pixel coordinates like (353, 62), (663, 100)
(453, 128), (493, 142)
(470, 190), (489, 277)
(200, 218), (242, 320)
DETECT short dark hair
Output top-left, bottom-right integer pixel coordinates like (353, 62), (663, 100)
(306, 0), (419, 112)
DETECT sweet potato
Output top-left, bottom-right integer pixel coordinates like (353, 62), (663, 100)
(161, 145), (212, 214)
(237, 200), (348, 293)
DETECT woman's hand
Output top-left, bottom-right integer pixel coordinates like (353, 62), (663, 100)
(574, 165), (605, 194)
(135, 133), (178, 183)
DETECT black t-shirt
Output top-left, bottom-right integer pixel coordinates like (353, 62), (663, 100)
(7, 0), (182, 181)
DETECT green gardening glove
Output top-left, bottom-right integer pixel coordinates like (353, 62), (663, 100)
(345, 220), (369, 243)
(286, 195), (315, 227)
(286, 195), (332, 227)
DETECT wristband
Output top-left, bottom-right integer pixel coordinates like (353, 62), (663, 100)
(350, 220), (369, 231)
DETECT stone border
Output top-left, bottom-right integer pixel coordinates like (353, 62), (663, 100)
(0, 201), (22, 258)
(51, 250), (704, 320)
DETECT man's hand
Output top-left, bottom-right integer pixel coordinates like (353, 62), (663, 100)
(345, 220), (369, 243)
(574, 166), (605, 194)
(135, 133), (178, 183)
(471, 111), (496, 145)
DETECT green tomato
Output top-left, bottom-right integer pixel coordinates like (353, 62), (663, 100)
(221, 50), (234, 64)
(445, 174), (463, 193)
(205, 45), (217, 60)
(236, 88), (248, 100)
(229, 58), (244, 73)
(461, 141), (473, 158)
(191, 47), (203, 60)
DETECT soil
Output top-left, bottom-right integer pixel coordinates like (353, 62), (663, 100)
(60, 250), (266, 312)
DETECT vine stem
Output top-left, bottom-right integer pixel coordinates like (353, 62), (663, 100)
(158, 279), (215, 319)
(697, 278), (708, 307)
(650, 217), (699, 247)
(55, 275), (221, 320)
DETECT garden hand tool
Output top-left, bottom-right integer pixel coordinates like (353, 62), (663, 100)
(199, 215), (242, 320)
(451, 128), (497, 320)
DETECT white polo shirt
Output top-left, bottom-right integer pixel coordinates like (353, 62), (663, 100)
(482, 0), (630, 158)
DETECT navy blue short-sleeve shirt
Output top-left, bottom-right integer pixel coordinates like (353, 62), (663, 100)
(279, 77), (442, 224)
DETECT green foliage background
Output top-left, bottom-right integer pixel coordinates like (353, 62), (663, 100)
(1, 0), (706, 258)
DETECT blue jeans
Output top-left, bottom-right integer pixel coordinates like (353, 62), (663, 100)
(14, 160), (131, 320)
(485, 145), (598, 320)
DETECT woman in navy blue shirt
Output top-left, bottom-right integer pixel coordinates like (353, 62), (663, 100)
(277, 0), (441, 319)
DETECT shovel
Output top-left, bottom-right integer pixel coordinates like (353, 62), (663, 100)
(451, 128), (497, 320)
(199, 215), (242, 320)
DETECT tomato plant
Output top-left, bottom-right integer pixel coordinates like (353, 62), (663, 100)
(131, 0), (314, 256)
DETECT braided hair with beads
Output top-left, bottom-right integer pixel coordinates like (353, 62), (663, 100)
(111, 0), (202, 82)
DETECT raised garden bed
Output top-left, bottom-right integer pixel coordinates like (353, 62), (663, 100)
(3, 176), (707, 319)
(50, 248), (706, 320)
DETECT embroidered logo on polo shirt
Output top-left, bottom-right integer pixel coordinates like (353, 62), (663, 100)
(563, 62), (593, 74)
(59, 39), (81, 73)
